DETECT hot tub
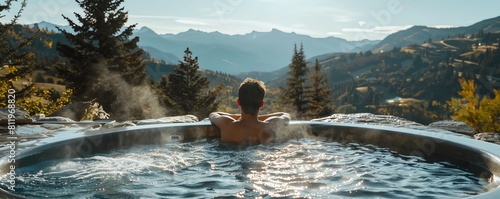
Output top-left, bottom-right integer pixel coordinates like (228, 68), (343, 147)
(1, 121), (500, 198)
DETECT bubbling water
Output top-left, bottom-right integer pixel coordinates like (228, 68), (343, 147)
(1, 138), (489, 198)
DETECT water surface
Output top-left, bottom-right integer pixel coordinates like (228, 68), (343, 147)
(1, 138), (489, 198)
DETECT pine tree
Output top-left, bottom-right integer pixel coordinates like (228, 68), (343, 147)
(307, 59), (332, 118)
(55, 0), (147, 113)
(0, 0), (36, 107)
(281, 43), (309, 116)
(160, 48), (221, 119)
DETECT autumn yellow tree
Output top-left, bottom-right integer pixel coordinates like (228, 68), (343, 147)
(448, 78), (500, 132)
(0, 0), (36, 108)
(1, 0), (72, 116)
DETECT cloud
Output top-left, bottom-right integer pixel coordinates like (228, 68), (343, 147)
(342, 25), (413, 34)
(327, 32), (343, 36)
(130, 14), (212, 26)
(332, 15), (356, 23)
(129, 14), (178, 19)
(175, 19), (211, 26)
(292, 23), (306, 28)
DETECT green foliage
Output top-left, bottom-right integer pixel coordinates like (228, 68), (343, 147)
(0, 0), (35, 77)
(448, 79), (500, 132)
(46, 77), (54, 84)
(55, 0), (147, 114)
(279, 45), (334, 119)
(337, 104), (356, 114)
(35, 72), (45, 82)
(0, 0), (40, 110)
(281, 44), (309, 116)
(158, 48), (222, 119)
(307, 59), (333, 118)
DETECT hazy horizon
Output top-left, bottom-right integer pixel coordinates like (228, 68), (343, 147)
(2, 0), (500, 41)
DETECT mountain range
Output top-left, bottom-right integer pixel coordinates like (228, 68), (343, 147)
(30, 15), (500, 76)
(132, 27), (379, 74)
(22, 16), (500, 125)
(371, 16), (500, 52)
(31, 21), (379, 74)
(238, 16), (500, 83)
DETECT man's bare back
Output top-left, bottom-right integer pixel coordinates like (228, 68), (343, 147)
(209, 112), (290, 144)
(210, 78), (290, 144)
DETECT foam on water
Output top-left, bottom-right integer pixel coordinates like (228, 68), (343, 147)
(1, 139), (489, 198)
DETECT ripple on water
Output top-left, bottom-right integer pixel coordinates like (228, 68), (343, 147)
(0, 138), (491, 198)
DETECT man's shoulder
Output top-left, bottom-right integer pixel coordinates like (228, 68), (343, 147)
(209, 114), (235, 125)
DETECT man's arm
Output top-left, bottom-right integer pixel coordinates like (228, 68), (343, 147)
(209, 112), (238, 128)
(261, 112), (291, 125)
(259, 112), (291, 122)
(259, 112), (291, 143)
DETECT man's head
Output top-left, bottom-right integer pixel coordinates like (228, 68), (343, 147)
(238, 78), (266, 115)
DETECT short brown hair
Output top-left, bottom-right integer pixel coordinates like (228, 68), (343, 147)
(238, 78), (266, 115)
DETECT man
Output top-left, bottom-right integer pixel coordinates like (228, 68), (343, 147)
(209, 78), (290, 144)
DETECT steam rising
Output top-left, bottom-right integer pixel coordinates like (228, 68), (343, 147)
(87, 59), (168, 120)
(272, 123), (314, 143)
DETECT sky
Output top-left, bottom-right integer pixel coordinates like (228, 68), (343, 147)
(3, 0), (500, 41)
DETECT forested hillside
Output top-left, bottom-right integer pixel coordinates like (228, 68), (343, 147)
(5, 24), (241, 90)
(299, 32), (500, 124)
(7, 23), (500, 123)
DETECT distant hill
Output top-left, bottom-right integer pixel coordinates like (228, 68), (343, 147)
(236, 67), (288, 85)
(28, 22), (380, 74)
(130, 27), (270, 74)
(271, 30), (499, 124)
(371, 16), (500, 52)
(133, 27), (379, 74)
(12, 24), (241, 90)
(234, 15), (499, 81)
(252, 18), (500, 111)
(28, 21), (73, 33)
(141, 46), (179, 64)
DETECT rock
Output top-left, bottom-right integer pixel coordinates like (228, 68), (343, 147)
(136, 115), (199, 125)
(49, 101), (109, 121)
(37, 116), (75, 122)
(0, 106), (30, 119)
(15, 125), (50, 137)
(47, 101), (89, 121)
(474, 132), (500, 144)
(41, 123), (67, 130)
(311, 113), (422, 127)
(81, 102), (110, 120)
(428, 120), (476, 136)
(102, 121), (136, 128)
(312, 114), (482, 139)
(0, 106), (32, 125)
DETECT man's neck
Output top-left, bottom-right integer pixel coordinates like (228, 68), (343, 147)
(239, 111), (259, 122)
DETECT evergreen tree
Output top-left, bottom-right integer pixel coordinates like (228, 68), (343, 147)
(0, 0), (36, 107)
(55, 0), (147, 114)
(160, 48), (221, 119)
(307, 59), (333, 118)
(281, 43), (309, 116)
